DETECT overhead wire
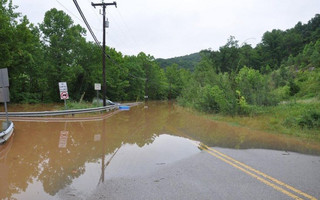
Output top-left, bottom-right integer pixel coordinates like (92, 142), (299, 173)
(55, 0), (83, 23)
(115, 9), (139, 47)
(55, 0), (101, 32)
(98, 6), (136, 56)
(106, 8), (140, 56)
(85, 0), (103, 20)
(72, 0), (146, 81)
(72, 0), (100, 46)
(85, 0), (103, 32)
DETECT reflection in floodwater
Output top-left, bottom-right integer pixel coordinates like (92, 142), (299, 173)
(0, 132), (14, 198)
(0, 101), (320, 199)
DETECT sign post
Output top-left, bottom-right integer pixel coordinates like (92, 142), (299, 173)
(94, 83), (101, 106)
(59, 82), (69, 109)
(0, 68), (10, 126)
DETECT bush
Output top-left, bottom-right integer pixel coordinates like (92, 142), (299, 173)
(65, 101), (95, 110)
(236, 90), (250, 115)
(298, 111), (320, 129)
(272, 85), (290, 101)
(195, 85), (235, 114)
(288, 79), (300, 96)
(236, 66), (278, 106)
(283, 106), (320, 130)
(296, 69), (320, 98)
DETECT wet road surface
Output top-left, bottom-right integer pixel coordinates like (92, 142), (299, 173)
(0, 101), (319, 199)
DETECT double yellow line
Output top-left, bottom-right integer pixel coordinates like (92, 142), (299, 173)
(193, 142), (317, 200)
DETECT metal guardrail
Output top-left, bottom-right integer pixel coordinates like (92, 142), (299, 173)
(0, 102), (141, 118)
(4, 110), (122, 123)
(0, 105), (117, 117)
(0, 121), (14, 144)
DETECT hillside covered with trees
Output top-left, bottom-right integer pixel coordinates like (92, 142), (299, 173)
(1, 1), (319, 132)
(156, 52), (201, 71)
(176, 15), (320, 132)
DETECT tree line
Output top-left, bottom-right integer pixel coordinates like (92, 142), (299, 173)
(178, 14), (320, 116)
(1, 0), (320, 113)
(0, 1), (190, 103)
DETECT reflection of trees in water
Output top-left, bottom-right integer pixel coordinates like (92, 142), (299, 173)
(3, 101), (320, 199)
(0, 133), (14, 199)
(3, 102), (172, 198)
(165, 104), (320, 156)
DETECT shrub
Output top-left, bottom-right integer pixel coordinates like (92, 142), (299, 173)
(272, 85), (290, 101)
(298, 111), (320, 129)
(195, 85), (235, 114)
(235, 66), (279, 106)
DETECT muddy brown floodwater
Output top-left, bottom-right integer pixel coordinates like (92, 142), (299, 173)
(1, 101), (320, 199)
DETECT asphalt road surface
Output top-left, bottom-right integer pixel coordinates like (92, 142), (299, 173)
(82, 146), (320, 200)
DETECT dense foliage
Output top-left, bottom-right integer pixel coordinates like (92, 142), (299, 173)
(1, 0), (320, 131)
(156, 52), (201, 71)
(175, 14), (320, 132)
(1, 1), (192, 103)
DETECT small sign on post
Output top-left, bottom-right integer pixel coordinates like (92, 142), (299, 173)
(94, 83), (101, 91)
(94, 83), (101, 106)
(59, 82), (69, 109)
(59, 82), (68, 93)
(0, 68), (10, 125)
(0, 88), (10, 102)
(0, 68), (9, 88)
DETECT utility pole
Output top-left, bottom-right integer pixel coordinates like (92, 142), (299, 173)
(92, 1), (117, 106)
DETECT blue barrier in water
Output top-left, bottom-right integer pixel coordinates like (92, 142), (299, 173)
(119, 106), (130, 111)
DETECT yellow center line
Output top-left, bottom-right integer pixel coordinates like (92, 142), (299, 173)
(189, 140), (317, 200)
(201, 143), (317, 200)
(165, 126), (317, 200)
(198, 145), (304, 200)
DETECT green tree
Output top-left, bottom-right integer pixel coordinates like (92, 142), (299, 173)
(238, 44), (261, 70)
(105, 48), (129, 101)
(9, 17), (46, 102)
(73, 41), (101, 101)
(0, 0), (46, 102)
(165, 64), (183, 99)
(138, 53), (168, 100)
(123, 55), (145, 101)
(260, 29), (285, 69)
(40, 8), (86, 101)
(0, 0), (15, 69)
(217, 36), (240, 72)
(236, 66), (277, 105)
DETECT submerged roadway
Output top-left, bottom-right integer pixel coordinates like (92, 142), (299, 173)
(86, 146), (320, 200)
(2, 102), (319, 200)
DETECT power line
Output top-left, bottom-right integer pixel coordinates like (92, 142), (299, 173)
(73, 0), (100, 46)
(91, 1), (117, 106)
(55, 0), (83, 23)
(72, 0), (146, 83)
(55, 0), (101, 32)
(116, 9), (139, 47)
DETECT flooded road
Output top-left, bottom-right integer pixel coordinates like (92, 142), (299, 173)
(1, 101), (320, 199)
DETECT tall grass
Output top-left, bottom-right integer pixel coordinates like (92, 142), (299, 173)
(63, 101), (96, 110)
(210, 100), (320, 141)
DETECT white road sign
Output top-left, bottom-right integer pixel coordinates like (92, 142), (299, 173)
(94, 83), (101, 91)
(59, 82), (68, 92)
(60, 91), (69, 100)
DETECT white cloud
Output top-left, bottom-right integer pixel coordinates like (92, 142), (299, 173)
(14, 0), (320, 58)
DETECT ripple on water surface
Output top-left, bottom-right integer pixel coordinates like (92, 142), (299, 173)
(1, 101), (320, 199)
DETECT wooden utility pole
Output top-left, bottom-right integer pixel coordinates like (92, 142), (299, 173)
(92, 1), (117, 106)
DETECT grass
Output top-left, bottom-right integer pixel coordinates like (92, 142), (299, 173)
(63, 101), (97, 110)
(209, 100), (320, 141)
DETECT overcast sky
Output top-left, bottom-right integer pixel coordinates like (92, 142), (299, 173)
(14, 0), (320, 59)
